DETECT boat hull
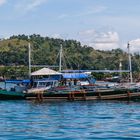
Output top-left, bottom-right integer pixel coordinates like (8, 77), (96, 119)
(0, 88), (140, 101)
(0, 90), (25, 100)
(25, 88), (140, 101)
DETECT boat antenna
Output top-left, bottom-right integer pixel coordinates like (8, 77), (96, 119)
(28, 36), (31, 79)
(59, 44), (62, 72)
(127, 42), (133, 83)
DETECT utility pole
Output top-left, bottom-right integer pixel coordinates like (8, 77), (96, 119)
(127, 42), (133, 83)
(59, 44), (63, 72)
(28, 36), (31, 79)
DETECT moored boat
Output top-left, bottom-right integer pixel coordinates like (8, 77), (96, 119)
(1, 82), (140, 101)
(0, 79), (30, 100)
(0, 89), (25, 100)
(1, 72), (140, 101)
(25, 85), (140, 101)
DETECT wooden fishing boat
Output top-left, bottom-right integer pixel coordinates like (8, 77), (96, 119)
(25, 85), (140, 101)
(0, 79), (29, 100)
(0, 85), (140, 101)
(1, 78), (140, 101)
(0, 79), (59, 100)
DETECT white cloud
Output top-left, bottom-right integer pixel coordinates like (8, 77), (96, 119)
(77, 29), (120, 50)
(79, 29), (96, 36)
(51, 29), (140, 53)
(130, 39), (140, 47)
(57, 5), (107, 20)
(15, 0), (48, 13)
(76, 6), (107, 17)
(129, 39), (140, 53)
(88, 42), (119, 51)
(94, 32), (119, 43)
(116, 39), (140, 54)
(51, 33), (70, 40)
(0, 0), (6, 6)
(51, 33), (62, 39)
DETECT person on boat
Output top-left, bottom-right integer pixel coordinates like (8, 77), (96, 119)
(30, 77), (34, 88)
(60, 79), (67, 86)
(77, 80), (81, 85)
(69, 79), (73, 87)
(58, 80), (64, 86)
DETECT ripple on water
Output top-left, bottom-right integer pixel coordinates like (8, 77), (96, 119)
(0, 100), (140, 139)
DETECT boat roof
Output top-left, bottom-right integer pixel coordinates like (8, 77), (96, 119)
(33, 79), (58, 83)
(31, 68), (62, 76)
(62, 73), (89, 79)
(5, 79), (30, 84)
(62, 70), (86, 73)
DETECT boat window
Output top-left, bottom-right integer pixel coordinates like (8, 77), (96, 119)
(54, 81), (58, 86)
(38, 82), (47, 87)
(46, 82), (53, 86)
(33, 82), (37, 88)
(32, 80), (57, 88)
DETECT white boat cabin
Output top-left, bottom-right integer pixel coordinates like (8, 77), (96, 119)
(27, 79), (59, 93)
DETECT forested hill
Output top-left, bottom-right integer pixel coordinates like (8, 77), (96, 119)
(0, 34), (140, 74)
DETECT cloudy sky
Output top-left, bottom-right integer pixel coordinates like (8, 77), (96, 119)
(0, 0), (140, 52)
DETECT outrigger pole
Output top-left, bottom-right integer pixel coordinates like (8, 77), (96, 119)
(127, 42), (133, 83)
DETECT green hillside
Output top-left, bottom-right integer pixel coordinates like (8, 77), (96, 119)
(0, 34), (140, 79)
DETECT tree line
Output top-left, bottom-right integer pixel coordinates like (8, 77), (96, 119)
(0, 34), (140, 79)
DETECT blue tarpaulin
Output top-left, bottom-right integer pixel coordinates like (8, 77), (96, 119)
(62, 73), (88, 79)
(5, 79), (31, 84)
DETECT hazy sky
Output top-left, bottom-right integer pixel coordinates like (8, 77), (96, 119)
(0, 0), (140, 52)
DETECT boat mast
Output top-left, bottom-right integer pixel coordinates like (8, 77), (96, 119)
(28, 36), (31, 78)
(59, 44), (62, 72)
(127, 42), (133, 83)
(119, 59), (122, 78)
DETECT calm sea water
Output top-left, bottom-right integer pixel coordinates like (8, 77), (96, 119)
(1, 83), (140, 139)
(0, 100), (140, 140)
